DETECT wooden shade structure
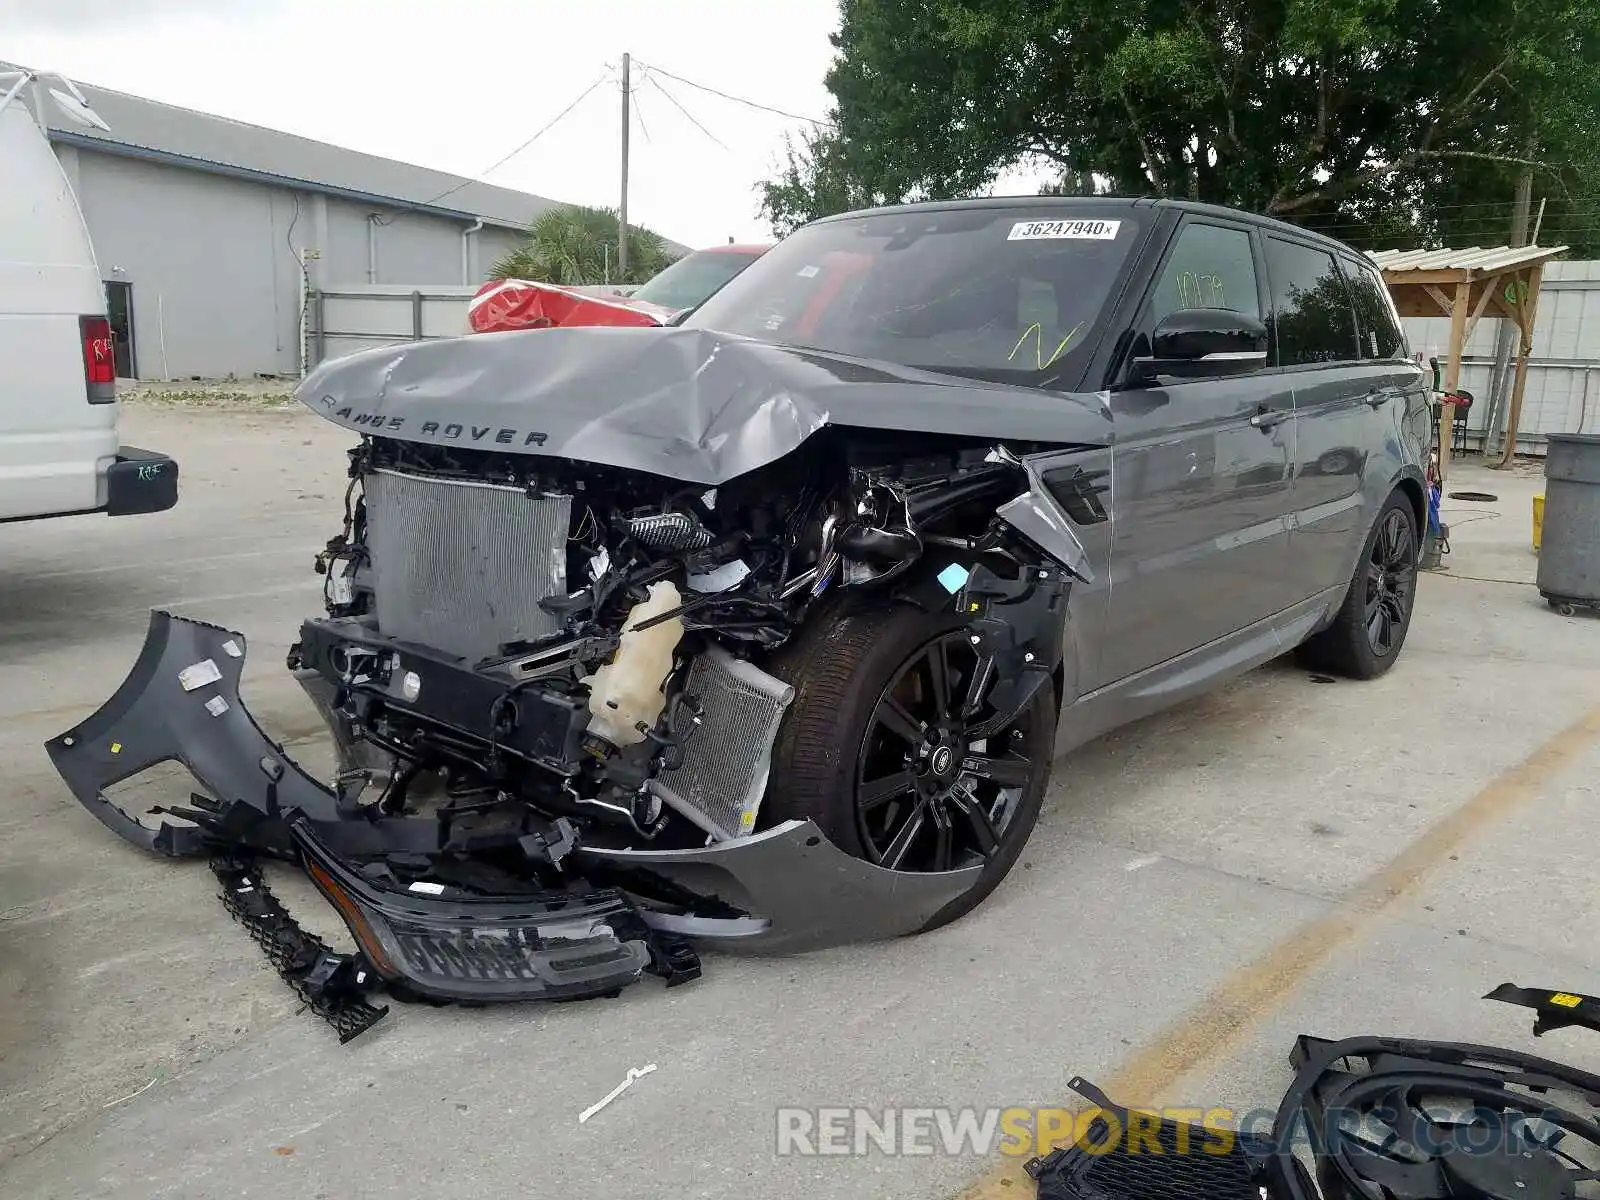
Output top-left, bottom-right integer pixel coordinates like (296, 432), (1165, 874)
(1369, 244), (1567, 476)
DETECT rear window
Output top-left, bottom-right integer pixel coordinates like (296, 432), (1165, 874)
(1263, 237), (1361, 366)
(682, 207), (1144, 389)
(1344, 259), (1407, 360)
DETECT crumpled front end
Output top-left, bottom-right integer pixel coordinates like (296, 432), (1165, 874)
(47, 326), (1111, 1040)
(44, 607), (1017, 1035)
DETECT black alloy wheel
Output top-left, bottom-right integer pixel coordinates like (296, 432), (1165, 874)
(855, 631), (1037, 873)
(1296, 489), (1420, 680)
(1365, 506), (1416, 658)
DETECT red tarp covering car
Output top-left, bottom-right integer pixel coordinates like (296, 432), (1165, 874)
(466, 279), (673, 334)
(466, 244), (771, 334)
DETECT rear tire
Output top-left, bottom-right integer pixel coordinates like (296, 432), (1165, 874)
(1297, 491), (1419, 680)
(760, 597), (1056, 932)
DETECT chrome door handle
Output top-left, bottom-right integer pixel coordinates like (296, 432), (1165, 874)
(1250, 408), (1288, 430)
(1366, 388), (1397, 409)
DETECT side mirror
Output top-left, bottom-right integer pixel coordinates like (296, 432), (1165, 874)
(1131, 308), (1269, 381)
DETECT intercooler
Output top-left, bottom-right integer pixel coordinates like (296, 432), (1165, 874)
(651, 646), (796, 841)
(362, 468), (571, 663)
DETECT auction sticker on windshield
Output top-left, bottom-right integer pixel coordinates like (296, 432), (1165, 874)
(1007, 219), (1121, 241)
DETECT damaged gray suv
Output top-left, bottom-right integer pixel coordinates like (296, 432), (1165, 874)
(48, 197), (1428, 1033)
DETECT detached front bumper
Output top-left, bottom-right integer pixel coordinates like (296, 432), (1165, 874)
(45, 610), (987, 1024)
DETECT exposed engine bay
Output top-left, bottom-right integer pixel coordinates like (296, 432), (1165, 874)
(45, 326), (1111, 1040)
(296, 430), (1074, 850)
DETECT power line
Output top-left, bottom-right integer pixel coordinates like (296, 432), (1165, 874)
(631, 81), (652, 144)
(631, 58), (827, 125)
(419, 70), (612, 207)
(640, 72), (731, 152)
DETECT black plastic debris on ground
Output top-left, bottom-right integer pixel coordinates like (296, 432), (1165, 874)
(212, 855), (390, 1043)
(1280, 1033), (1600, 1200)
(1486, 981), (1600, 1038)
(1025, 1076), (1279, 1200)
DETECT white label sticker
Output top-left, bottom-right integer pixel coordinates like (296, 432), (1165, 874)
(178, 659), (222, 691)
(408, 880), (446, 895)
(221, 639), (242, 658)
(797, 265), (820, 278)
(328, 574), (354, 605)
(1007, 218), (1121, 241)
(204, 695), (230, 717)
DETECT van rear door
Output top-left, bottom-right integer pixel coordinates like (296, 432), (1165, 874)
(0, 91), (120, 521)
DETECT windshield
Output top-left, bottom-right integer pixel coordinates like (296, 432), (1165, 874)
(681, 206), (1143, 388)
(631, 248), (765, 310)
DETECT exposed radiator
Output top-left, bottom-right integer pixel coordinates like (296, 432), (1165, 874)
(363, 468), (571, 663)
(650, 646), (796, 841)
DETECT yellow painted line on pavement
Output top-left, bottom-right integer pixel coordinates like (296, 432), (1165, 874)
(957, 704), (1600, 1198)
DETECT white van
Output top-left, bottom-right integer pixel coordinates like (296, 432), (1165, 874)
(0, 69), (177, 523)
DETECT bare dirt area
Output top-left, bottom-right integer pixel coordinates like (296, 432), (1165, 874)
(2, 405), (1597, 1200)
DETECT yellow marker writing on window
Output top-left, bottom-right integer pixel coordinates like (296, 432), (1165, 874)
(1009, 321), (1083, 371)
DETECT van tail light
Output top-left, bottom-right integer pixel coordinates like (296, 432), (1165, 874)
(80, 315), (116, 403)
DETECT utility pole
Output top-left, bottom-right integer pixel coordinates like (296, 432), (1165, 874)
(618, 52), (631, 279)
(1482, 157), (1535, 457)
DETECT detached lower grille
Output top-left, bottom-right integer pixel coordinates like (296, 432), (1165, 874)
(386, 919), (647, 989)
(652, 646), (795, 840)
(363, 468), (570, 663)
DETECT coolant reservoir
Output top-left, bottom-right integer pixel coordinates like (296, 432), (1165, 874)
(585, 581), (684, 748)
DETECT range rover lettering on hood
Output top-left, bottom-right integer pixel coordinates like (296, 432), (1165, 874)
(295, 326), (1112, 485)
(310, 396), (550, 448)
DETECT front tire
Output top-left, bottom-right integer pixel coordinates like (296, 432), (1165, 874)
(760, 598), (1057, 931)
(1298, 491), (1419, 679)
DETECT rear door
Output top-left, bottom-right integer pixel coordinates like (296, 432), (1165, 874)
(1092, 217), (1299, 689)
(1263, 236), (1392, 600)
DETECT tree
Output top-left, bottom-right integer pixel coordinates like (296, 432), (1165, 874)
(488, 204), (678, 285)
(760, 0), (1600, 254)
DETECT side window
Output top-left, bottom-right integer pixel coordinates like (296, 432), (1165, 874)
(1344, 259), (1407, 360)
(1147, 223), (1261, 328)
(1264, 237), (1360, 366)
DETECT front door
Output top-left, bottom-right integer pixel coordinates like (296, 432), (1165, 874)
(105, 280), (136, 380)
(1092, 218), (1298, 689)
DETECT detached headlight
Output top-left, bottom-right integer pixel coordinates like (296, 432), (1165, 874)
(292, 821), (652, 1003)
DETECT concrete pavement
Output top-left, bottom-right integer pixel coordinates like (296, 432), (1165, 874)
(1, 404), (1595, 1200)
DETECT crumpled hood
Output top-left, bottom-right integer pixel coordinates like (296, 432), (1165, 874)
(295, 326), (1112, 485)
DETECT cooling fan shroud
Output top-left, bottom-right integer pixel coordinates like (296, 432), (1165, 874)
(1266, 1036), (1600, 1200)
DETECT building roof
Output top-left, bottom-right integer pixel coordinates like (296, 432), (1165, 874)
(1367, 245), (1568, 276)
(2, 62), (638, 238)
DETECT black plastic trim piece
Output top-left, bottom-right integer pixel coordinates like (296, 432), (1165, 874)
(1486, 981), (1600, 1038)
(212, 854), (389, 1043)
(106, 446), (179, 516)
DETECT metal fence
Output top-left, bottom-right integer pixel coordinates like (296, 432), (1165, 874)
(306, 283), (643, 367)
(1397, 258), (1600, 455)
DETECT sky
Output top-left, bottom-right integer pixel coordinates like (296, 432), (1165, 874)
(0, 0), (1044, 250)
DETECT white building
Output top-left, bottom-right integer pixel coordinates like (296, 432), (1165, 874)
(12, 65), (650, 380)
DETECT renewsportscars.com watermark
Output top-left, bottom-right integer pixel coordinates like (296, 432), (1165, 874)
(775, 1104), (1565, 1159)
(777, 1106), (1252, 1159)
